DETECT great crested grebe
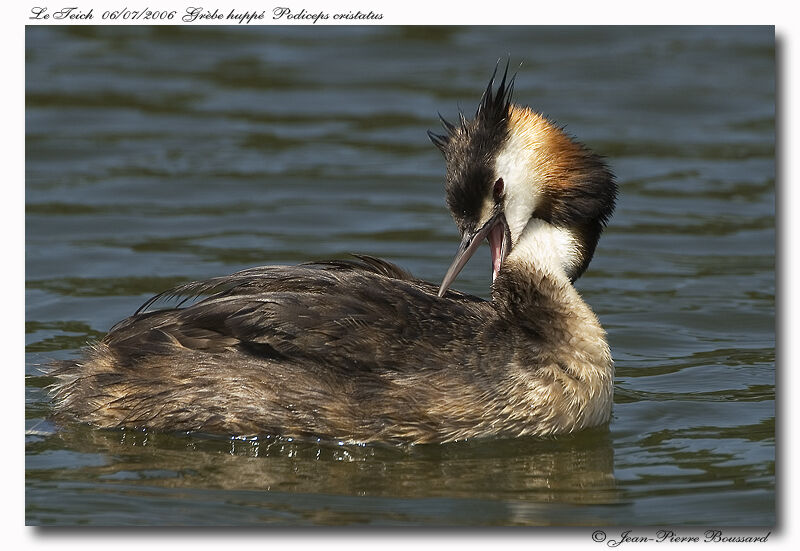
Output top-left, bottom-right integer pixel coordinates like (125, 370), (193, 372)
(50, 66), (617, 444)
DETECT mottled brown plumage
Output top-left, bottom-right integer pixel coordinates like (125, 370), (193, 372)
(50, 64), (617, 444)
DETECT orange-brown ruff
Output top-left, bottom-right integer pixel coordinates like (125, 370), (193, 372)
(50, 67), (617, 444)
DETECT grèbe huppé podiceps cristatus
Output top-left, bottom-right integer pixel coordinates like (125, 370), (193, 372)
(50, 65), (617, 444)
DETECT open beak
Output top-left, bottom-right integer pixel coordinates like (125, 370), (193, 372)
(438, 210), (510, 297)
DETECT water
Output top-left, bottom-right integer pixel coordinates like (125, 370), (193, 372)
(25, 26), (775, 526)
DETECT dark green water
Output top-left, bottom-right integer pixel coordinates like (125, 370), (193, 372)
(25, 26), (775, 526)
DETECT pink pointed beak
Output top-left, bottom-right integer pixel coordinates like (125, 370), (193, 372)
(438, 211), (511, 297)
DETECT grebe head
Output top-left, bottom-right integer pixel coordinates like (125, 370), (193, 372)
(429, 64), (617, 297)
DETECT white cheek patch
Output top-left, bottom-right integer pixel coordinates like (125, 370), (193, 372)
(493, 117), (584, 279)
(507, 219), (582, 281)
(494, 133), (541, 244)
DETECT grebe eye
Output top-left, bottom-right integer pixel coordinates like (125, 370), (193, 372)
(493, 178), (505, 200)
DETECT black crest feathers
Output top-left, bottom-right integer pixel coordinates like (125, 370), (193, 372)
(430, 61), (517, 232)
(476, 60), (515, 128)
(427, 60), (515, 155)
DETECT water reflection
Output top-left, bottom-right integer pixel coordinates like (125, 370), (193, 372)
(29, 425), (619, 506)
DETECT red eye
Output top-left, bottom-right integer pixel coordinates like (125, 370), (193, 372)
(493, 178), (505, 200)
